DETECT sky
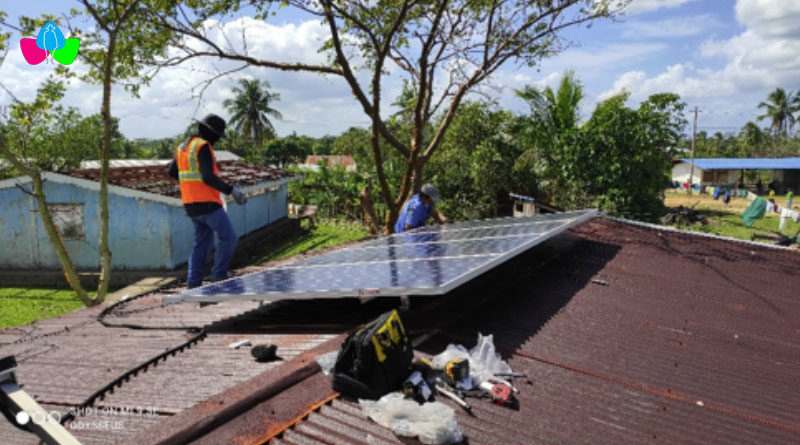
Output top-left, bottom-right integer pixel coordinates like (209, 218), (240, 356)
(1, 0), (800, 140)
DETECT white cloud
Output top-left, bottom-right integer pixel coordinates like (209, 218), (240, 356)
(735, 0), (800, 39)
(623, 14), (720, 38)
(601, 0), (800, 116)
(624, 0), (696, 15)
(1, 17), (379, 139)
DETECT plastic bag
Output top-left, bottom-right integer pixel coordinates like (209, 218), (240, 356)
(359, 392), (463, 445)
(315, 350), (338, 376)
(431, 333), (512, 384)
(468, 333), (512, 383)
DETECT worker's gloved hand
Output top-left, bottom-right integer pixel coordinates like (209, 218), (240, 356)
(231, 188), (247, 205)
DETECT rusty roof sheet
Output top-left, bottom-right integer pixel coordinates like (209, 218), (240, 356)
(261, 217), (800, 445)
(64, 161), (296, 198)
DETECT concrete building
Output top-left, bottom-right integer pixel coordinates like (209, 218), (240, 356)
(672, 158), (800, 190)
(0, 161), (299, 270)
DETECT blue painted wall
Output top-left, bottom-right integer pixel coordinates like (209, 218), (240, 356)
(0, 180), (288, 270)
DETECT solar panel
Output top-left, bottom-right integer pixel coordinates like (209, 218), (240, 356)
(164, 209), (597, 303)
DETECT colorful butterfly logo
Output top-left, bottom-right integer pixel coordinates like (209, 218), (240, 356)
(20, 21), (80, 66)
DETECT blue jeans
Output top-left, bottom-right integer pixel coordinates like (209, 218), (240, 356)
(187, 208), (238, 288)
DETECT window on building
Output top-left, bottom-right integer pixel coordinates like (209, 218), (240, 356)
(48, 204), (84, 241)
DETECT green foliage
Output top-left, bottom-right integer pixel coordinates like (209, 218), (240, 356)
(333, 126), (406, 193)
(263, 134), (307, 167)
(0, 80), (125, 175)
(427, 102), (521, 220)
(223, 78), (283, 144)
(255, 220), (368, 264)
(556, 93), (677, 220)
(511, 73), (684, 221)
(288, 163), (370, 220)
(0, 288), (84, 330)
(757, 87), (800, 137)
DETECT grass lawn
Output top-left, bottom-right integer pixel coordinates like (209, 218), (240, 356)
(255, 219), (369, 264)
(0, 288), (85, 330)
(664, 191), (800, 244)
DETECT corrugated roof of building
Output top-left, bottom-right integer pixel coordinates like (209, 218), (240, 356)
(679, 157), (800, 170)
(64, 161), (297, 198)
(236, 217), (800, 445)
(79, 151), (241, 169)
(2, 216), (799, 444)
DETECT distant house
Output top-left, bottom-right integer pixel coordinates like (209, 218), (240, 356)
(0, 161), (300, 270)
(298, 155), (357, 172)
(672, 158), (800, 190)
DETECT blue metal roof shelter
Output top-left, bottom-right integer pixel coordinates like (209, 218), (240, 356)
(679, 158), (800, 170)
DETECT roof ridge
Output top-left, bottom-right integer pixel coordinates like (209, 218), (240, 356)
(604, 215), (798, 252)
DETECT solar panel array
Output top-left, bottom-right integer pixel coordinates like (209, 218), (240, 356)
(165, 209), (597, 304)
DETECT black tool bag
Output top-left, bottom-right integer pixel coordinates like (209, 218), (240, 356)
(332, 309), (413, 399)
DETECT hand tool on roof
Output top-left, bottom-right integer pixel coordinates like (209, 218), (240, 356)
(433, 379), (473, 414)
(0, 356), (81, 445)
(488, 376), (519, 394)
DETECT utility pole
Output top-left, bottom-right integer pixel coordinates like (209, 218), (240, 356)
(687, 106), (698, 196)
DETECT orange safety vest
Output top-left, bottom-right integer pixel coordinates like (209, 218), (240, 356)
(175, 137), (223, 205)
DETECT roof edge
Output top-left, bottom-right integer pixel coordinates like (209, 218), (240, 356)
(1, 172), (303, 205)
(604, 215), (797, 251)
(223, 174), (303, 201)
(0, 172), (184, 206)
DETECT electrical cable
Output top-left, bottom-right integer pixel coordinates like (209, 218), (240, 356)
(61, 285), (208, 426)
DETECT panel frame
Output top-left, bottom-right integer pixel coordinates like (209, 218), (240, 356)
(164, 209), (597, 303)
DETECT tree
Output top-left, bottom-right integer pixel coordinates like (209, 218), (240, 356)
(427, 102), (520, 220)
(514, 71), (585, 203)
(263, 134), (306, 167)
(757, 88), (799, 137)
(0, 79), (96, 303)
(739, 121), (765, 155)
(223, 78), (282, 144)
(7, 1), (178, 304)
(154, 0), (627, 232)
(557, 93), (683, 220)
(516, 70), (583, 138)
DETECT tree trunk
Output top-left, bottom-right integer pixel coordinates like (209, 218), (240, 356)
(410, 158), (425, 195)
(95, 35), (117, 301)
(32, 175), (96, 305)
(358, 185), (380, 235)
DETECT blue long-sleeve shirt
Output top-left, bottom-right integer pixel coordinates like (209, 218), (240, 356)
(394, 194), (434, 233)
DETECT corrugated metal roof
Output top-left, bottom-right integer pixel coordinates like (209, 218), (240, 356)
(65, 161), (297, 198)
(262, 217), (800, 445)
(679, 158), (800, 170)
(79, 152), (240, 169)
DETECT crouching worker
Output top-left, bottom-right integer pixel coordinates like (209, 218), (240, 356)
(168, 114), (247, 288)
(394, 183), (449, 233)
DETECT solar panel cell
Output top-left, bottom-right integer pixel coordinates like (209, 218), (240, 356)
(165, 209), (597, 303)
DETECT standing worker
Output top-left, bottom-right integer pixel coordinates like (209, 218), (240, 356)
(394, 183), (449, 233)
(168, 114), (247, 288)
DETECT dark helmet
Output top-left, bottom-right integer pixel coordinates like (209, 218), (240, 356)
(196, 114), (226, 139)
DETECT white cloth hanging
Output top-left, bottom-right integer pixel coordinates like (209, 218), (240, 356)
(779, 207), (791, 230)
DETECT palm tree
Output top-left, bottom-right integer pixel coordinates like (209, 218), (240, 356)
(513, 71), (584, 204)
(223, 78), (282, 145)
(515, 70), (584, 135)
(757, 88), (799, 137)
